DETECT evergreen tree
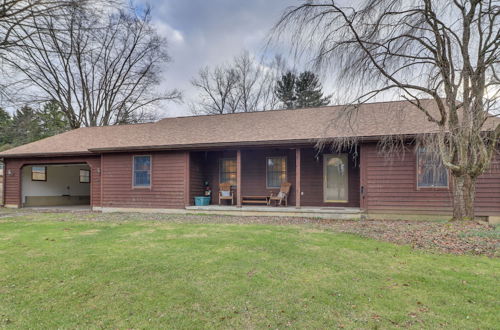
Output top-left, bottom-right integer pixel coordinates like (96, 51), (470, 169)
(10, 106), (42, 145)
(275, 71), (297, 109)
(38, 100), (70, 138)
(0, 108), (13, 149)
(294, 71), (331, 108)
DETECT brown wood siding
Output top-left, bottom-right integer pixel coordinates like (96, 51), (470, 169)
(300, 148), (360, 207)
(2, 156), (101, 207)
(101, 151), (186, 209)
(362, 143), (500, 216)
(241, 149), (296, 205)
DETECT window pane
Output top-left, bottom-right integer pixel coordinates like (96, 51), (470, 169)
(80, 170), (90, 183)
(220, 158), (237, 186)
(267, 157), (286, 188)
(134, 156), (151, 187)
(417, 148), (448, 187)
(32, 166), (46, 181)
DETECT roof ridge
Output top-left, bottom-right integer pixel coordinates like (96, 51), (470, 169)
(158, 98), (434, 121)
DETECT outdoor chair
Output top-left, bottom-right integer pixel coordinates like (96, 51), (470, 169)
(268, 182), (292, 206)
(218, 183), (235, 205)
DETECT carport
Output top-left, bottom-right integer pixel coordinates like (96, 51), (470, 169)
(21, 163), (91, 207)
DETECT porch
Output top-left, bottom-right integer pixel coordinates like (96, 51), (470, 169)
(187, 146), (361, 210)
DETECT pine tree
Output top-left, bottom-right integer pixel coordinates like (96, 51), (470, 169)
(38, 100), (70, 138)
(294, 71), (330, 108)
(0, 108), (13, 149)
(275, 71), (297, 109)
(10, 106), (42, 145)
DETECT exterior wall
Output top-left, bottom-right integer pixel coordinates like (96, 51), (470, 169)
(361, 143), (500, 217)
(100, 151), (186, 209)
(2, 156), (101, 208)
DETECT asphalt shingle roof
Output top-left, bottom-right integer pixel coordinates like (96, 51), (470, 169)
(1, 99), (495, 157)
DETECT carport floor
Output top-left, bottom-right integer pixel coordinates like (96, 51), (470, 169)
(24, 205), (92, 212)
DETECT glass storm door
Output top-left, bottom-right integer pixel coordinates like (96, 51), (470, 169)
(323, 154), (348, 203)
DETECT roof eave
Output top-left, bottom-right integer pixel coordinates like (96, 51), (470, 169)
(0, 151), (94, 159)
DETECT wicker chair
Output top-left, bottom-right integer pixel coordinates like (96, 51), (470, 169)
(218, 182), (235, 205)
(268, 182), (292, 206)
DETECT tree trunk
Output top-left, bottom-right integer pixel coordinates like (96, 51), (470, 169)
(451, 174), (476, 221)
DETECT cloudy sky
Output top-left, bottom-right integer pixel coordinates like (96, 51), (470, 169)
(144, 0), (299, 117)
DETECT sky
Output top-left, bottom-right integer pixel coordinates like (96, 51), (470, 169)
(143, 0), (299, 118)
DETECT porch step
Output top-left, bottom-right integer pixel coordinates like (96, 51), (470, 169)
(185, 205), (363, 220)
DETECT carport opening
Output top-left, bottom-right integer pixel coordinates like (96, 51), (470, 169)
(21, 164), (91, 208)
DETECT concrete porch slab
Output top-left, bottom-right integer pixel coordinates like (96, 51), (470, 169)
(185, 205), (363, 220)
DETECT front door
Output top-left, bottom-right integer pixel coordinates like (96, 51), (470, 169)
(323, 154), (348, 203)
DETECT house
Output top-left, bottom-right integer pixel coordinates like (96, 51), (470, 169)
(1, 100), (499, 221)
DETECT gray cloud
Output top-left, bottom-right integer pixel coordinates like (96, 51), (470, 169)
(144, 0), (297, 117)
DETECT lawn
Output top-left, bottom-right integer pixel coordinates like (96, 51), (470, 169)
(0, 211), (498, 328)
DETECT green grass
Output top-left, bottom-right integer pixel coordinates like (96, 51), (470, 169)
(0, 213), (498, 329)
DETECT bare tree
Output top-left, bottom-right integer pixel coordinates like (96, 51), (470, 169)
(0, 0), (81, 54)
(273, 0), (499, 220)
(191, 66), (240, 115)
(5, 4), (180, 127)
(0, 0), (103, 100)
(191, 51), (287, 114)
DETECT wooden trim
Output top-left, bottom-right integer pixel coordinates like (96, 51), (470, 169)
(1, 162), (5, 206)
(184, 152), (190, 207)
(132, 155), (152, 189)
(295, 148), (301, 208)
(236, 150), (242, 207)
(359, 145), (367, 210)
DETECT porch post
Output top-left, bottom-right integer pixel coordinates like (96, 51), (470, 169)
(236, 149), (242, 207)
(295, 148), (301, 208)
(184, 151), (190, 207)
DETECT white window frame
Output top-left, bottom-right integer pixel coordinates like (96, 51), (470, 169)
(133, 155), (152, 188)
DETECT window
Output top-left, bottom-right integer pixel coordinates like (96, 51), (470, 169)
(79, 169), (90, 183)
(266, 157), (287, 188)
(31, 166), (47, 181)
(0, 163), (3, 176)
(417, 148), (448, 188)
(133, 156), (151, 187)
(219, 158), (237, 186)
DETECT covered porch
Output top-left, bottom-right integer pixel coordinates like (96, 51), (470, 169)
(186, 145), (361, 210)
